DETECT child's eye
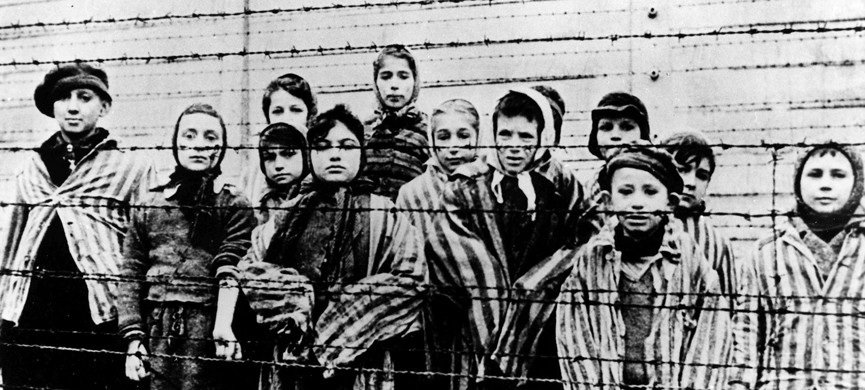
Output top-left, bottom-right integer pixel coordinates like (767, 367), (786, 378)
(831, 170), (848, 179)
(644, 188), (659, 196)
(290, 106), (305, 114)
(262, 152), (276, 161)
(620, 122), (636, 131)
(806, 169), (823, 178)
(598, 122), (612, 132)
(398, 71), (412, 80)
(378, 71), (393, 80)
(314, 142), (329, 150)
(696, 170), (711, 181)
(617, 188), (633, 195)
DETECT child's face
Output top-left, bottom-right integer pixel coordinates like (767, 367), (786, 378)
(432, 113), (478, 174)
(53, 88), (110, 135)
(675, 156), (712, 210)
(800, 149), (855, 214)
(610, 167), (672, 237)
(262, 142), (305, 186)
(596, 116), (642, 158)
(311, 121), (361, 184)
(375, 56), (415, 110)
(495, 115), (538, 175)
(176, 113), (224, 172)
(268, 89), (309, 129)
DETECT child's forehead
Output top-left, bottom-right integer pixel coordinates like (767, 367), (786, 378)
(379, 55), (412, 70)
(611, 167), (666, 186)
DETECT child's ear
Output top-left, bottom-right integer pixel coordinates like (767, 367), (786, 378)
(598, 190), (612, 206)
(99, 100), (112, 117)
(668, 192), (681, 209)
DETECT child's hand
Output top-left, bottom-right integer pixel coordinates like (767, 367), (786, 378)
(213, 325), (242, 360)
(125, 340), (149, 381)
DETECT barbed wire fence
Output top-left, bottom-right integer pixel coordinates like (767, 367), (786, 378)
(0, 0), (863, 388)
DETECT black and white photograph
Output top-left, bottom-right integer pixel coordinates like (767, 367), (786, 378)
(0, 0), (863, 389)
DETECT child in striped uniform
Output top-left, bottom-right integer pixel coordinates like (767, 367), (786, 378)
(249, 73), (318, 224)
(729, 142), (865, 389)
(576, 92), (653, 245)
(363, 45), (431, 200)
(118, 103), (257, 390)
(660, 132), (737, 299)
(556, 146), (729, 390)
(426, 87), (584, 390)
(0, 63), (156, 390)
(237, 105), (427, 390)
(396, 98), (481, 390)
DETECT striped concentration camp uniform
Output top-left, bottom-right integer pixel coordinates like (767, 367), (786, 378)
(240, 191), (427, 390)
(679, 214), (737, 300)
(730, 216), (865, 389)
(556, 221), (731, 390)
(0, 140), (155, 324)
(426, 154), (583, 388)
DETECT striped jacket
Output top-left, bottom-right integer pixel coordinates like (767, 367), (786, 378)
(426, 154), (584, 382)
(680, 214), (737, 300)
(729, 216), (865, 389)
(556, 221), (731, 390)
(0, 140), (155, 325)
(240, 191), (426, 389)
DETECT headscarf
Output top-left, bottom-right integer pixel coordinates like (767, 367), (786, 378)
(368, 45), (424, 131)
(307, 104), (374, 193)
(588, 92), (651, 160)
(489, 87), (559, 220)
(156, 103), (228, 247)
(429, 98), (481, 164)
(793, 142), (865, 235)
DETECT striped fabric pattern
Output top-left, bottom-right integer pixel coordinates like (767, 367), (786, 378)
(425, 155), (583, 381)
(395, 159), (448, 238)
(729, 217), (865, 389)
(680, 214), (737, 299)
(0, 141), (155, 325)
(556, 221), (731, 390)
(240, 194), (427, 375)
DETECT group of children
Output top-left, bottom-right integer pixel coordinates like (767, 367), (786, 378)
(0, 44), (862, 390)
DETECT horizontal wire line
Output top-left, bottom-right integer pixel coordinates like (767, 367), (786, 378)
(1, 20), (863, 67)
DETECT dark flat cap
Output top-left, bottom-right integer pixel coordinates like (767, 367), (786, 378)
(34, 63), (112, 117)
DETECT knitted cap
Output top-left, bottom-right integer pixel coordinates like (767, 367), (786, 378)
(34, 63), (112, 118)
(599, 145), (683, 195)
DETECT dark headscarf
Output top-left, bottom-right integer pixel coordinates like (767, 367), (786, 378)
(157, 103), (228, 247)
(793, 142), (865, 238)
(588, 92), (651, 160)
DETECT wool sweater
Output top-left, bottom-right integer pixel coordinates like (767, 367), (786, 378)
(117, 183), (254, 340)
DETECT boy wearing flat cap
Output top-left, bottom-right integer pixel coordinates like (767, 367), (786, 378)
(0, 63), (155, 389)
(556, 146), (730, 390)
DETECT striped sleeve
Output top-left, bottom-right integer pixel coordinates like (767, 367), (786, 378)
(426, 175), (510, 355)
(493, 245), (579, 381)
(727, 244), (763, 389)
(313, 197), (427, 367)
